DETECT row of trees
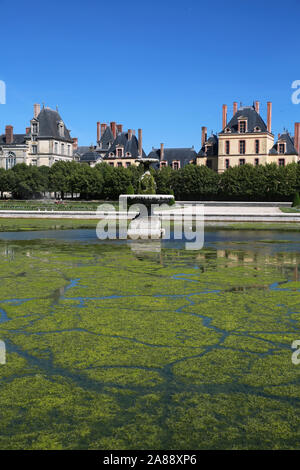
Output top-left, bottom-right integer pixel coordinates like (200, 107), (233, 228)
(0, 161), (300, 201)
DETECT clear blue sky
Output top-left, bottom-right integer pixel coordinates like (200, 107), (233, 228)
(1, 0), (300, 152)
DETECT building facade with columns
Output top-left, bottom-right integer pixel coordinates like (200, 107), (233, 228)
(0, 103), (76, 168)
(197, 101), (300, 172)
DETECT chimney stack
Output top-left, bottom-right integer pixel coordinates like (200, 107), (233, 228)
(160, 143), (164, 161)
(138, 129), (143, 156)
(278, 133), (281, 140)
(294, 123), (300, 156)
(26, 127), (30, 134)
(201, 126), (207, 147)
(222, 104), (227, 129)
(117, 124), (123, 134)
(110, 122), (117, 139)
(5, 125), (13, 144)
(128, 129), (133, 141)
(33, 103), (40, 119)
(133, 129), (136, 136)
(73, 137), (78, 150)
(233, 102), (238, 116)
(255, 101), (260, 114)
(267, 102), (272, 133)
(97, 122), (101, 142)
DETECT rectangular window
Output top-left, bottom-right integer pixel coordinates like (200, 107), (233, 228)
(32, 123), (38, 134)
(239, 140), (246, 154)
(31, 159), (37, 166)
(109, 162), (114, 166)
(225, 159), (230, 169)
(117, 162), (122, 167)
(173, 162), (179, 170)
(239, 158), (245, 166)
(55, 142), (58, 154)
(117, 148), (123, 157)
(279, 143), (285, 154)
(239, 121), (246, 133)
(225, 141), (230, 155)
(206, 160), (212, 169)
(254, 158), (259, 166)
(32, 145), (37, 154)
(126, 162), (131, 167)
(68, 145), (71, 156)
(61, 143), (64, 155)
(255, 140), (259, 154)
(278, 158), (285, 166)
(160, 162), (167, 168)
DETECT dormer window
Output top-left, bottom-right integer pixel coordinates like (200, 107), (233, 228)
(254, 126), (261, 132)
(58, 122), (64, 137)
(239, 120), (247, 133)
(205, 145), (213, 155)
(116, 148), (123, 157)
(225, 127), (231, 133)
(32, 122), (38, 134)
(126, 152), (131, 157)
(109, 152), (114, 157)
(278, 143), (285, 154)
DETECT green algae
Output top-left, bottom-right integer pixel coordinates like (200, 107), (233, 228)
(0, 239), (299, 449)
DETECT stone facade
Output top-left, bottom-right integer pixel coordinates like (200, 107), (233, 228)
(0, 104), (75, 168)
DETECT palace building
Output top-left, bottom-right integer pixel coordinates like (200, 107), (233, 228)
(77, 122), (146, 167)
(197, 101), (300, 172)
(0, 104), (76, 168)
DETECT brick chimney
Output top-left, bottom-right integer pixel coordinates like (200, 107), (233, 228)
(128, 129), (133, 141)
(222, 104), (227, 129)
(117, 124), (123, 134)
(255, 101), (260, 114)
(201, 126), (207, 147)
(33, 103), (41, 119)
(138, 129), (143, 156)
(26, 127), (30, 134)
(160, 143), (164, 161)
(233, 102), (238, 116)
(101, 123), (107, 136)
(267, 102), (272, 133)
(97, 122), (101, 142)
(294, 123), (300, 156)
(278, 133), (281, 140)
(5, 125), (13, 144)
(110, 122), (117, 139)
(73, 137), (78, 151)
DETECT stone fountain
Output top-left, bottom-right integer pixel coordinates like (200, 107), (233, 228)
(119, 158), (174, 239)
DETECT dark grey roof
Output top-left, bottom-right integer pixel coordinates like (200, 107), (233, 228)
(99, 126), (114, 149)
(35, 107), (73, 142)
(269, 132), (298, 155)
(220, 106), (268, 134)
(0, 133), (28, 145)
(103, 133), (146, 159)
(80, 151), (102, 163)
(198, 134), (218, 157)
(74, 146), (90, 156)
(148, 147), (197, 167)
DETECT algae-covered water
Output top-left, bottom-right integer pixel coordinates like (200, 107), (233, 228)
(0, 230), (299, 449)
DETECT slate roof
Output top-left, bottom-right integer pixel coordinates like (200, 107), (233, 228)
(35, 107), (73, 142)
(80, 151), (102, 163)
(220, 106), (268, 134)
(198, 134), (218, 157)
(0, 133), (28, 146)
(269, 132), (298, 155)
(74, 146), (91, 156)
(99, 126), (115, 150)
(148, 148), (197, 167)
(103, 133), (146, 159)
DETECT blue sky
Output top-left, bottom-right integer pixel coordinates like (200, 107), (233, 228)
(1, 0), (300, 152)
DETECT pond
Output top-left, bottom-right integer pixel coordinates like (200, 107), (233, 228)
(0, 228), (299, 449)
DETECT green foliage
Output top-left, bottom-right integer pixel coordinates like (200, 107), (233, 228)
(138, 172), (156, 194)
(126, 184), (135, 195)
(292, 192), (300, 207)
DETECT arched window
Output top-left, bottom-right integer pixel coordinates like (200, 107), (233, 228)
(6, 151), (16, 169)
